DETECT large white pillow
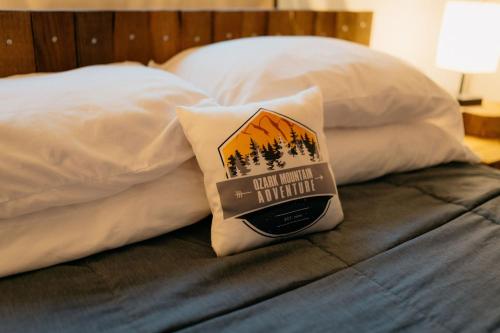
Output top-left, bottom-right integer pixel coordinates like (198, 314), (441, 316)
(0, 158), (210, 278)
(177, 88), (343, 256)
(0, 63), (214, 219)
(326, 123), (478, 185)
(159, 36), (461, 131)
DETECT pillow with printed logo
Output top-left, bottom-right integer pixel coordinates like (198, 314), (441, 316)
(176, 87), (343, 256)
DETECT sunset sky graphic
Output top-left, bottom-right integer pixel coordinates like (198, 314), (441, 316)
(219, 109), (318, 166)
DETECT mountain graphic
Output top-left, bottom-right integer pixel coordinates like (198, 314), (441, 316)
(219, 109), (321, 178)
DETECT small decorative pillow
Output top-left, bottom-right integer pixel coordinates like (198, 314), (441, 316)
(177, 87), (343, 256)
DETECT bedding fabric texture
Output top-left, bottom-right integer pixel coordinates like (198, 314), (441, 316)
(0, 162), (498, 333)
(0, 63), (214, 219)
(154, 36), (478, 183)
(0, 158), (210, 278)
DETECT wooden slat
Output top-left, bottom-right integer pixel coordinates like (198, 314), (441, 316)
(31, 12), (77, 72)
(75, 12), (114, 67)
(0, 12), (35, 77)
(214, 12), (242, 42)
(241, 12), (268, 37)
(268, 11), (314, 35)
(268, 11), (292, 35)
(314, 12), (337, 37)
(150, 11), (181, 64)
(292, 11), (315, 35)
(180, 12), (212, 50)
(114, 12), (150, 64)
(0, 10), (373, 77)
(336, 12), (372, 46)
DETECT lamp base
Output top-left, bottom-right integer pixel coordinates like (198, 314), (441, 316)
(458, 94), (482, 106)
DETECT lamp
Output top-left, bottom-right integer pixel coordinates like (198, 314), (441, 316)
(436, 1), (500, 106)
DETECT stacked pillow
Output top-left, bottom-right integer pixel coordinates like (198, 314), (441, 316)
(0, 63), (212, 218)
(157, 36), (478, 184)
(0, 159), (209, 278)
(0, 63), (213, 277)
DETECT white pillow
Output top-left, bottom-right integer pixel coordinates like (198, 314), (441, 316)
(159, 36), (461, 131)
(326, 123), (478, 185)
(0, 158), (210, 278)
(0, 63), (214, 219)
(177, 88), (343, 256)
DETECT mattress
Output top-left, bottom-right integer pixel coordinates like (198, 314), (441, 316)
(0, 162), (499, 333)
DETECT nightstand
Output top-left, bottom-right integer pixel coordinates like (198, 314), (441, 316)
(462, 101), (500, 169)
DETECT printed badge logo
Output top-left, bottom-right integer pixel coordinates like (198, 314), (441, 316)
(220, 109), (320, 178)
(216, 108), (337, 237)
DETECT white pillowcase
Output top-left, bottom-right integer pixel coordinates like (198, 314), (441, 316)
(155, 36), (478, 184)
(177, 88), (343, 256)
(0, 63), (214, 219)
(0, 158), (210, 278)
(326, 123), (478, 185)
(159, 36), (460, 130)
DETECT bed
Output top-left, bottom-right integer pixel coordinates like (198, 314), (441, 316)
(0, 162), (498, 332)
(0, 9), (499, 333)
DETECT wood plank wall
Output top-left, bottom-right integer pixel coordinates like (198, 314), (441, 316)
(0, 11), (372, 78)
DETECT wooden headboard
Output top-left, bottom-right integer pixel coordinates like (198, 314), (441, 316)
(0, 10), (372, 78)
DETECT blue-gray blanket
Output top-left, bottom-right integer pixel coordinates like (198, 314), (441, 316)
(1, 163), (499, 333)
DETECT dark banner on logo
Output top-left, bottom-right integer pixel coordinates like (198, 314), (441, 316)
(216, 162), (336, 219)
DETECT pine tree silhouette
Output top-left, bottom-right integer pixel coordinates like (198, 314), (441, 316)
(234, 149), (250, 175)
(227, 154), (238, 177)
(249, 139), (260, 165)
(296, 133), (305, 155)
(263, 143), (276, 170)
(227, 125), (321, 178)
(288, 128), (299, 157)
(290, 127), (299, 144)
(273, 138), (286, 168)
(261, 144), (268, 156)
(302, 133), (311, 146)
(297, 139), (305, 155)
(273, 138), (282, 157)
(235, 149), (246, 165)
(304, 137), (318, 162)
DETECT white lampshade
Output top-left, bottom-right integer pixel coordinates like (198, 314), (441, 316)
(436, 1), (500, 73)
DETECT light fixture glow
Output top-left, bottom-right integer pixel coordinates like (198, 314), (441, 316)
(436, 1), (500, 73)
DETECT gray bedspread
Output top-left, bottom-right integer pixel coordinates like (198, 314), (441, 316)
(1, 163), (499, 333)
